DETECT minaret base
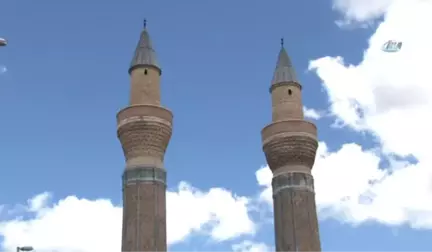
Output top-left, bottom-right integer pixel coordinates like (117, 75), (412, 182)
(122, 167), (167, 252)
(272, 172), (320, 252)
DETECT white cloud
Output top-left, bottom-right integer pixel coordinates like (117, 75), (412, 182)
(167, 182), (255, 242)
(303, 106), (324, 120)
(334, 0), (390, 22)
(332, 0), (395, 25)
(232, 240), (272, 252)
(0, 182), (255, 252)
(27, 192), (51, 212)
(312, 0), (432, 158)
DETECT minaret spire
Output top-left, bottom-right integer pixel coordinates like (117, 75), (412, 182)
(118, 21), (173, 252)
(272, 42), (297, 86)
(129, 19), (160, 75)
(261, 40), (321, 251)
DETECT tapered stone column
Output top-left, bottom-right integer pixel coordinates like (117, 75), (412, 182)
(118, 21), (172, 252)
(261, 40), (321, 252)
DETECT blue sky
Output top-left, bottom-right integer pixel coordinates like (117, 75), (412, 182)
(1, 1), (432, 251)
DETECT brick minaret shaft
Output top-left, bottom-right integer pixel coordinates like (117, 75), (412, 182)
(117, 21), (172, 252)
(261, 40), (321, 252)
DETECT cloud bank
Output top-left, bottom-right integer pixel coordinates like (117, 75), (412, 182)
(0, 183), (255, 252)
(308, 0), (432, 227)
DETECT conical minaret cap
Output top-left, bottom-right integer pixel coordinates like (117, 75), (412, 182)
(271, 42), (298, 85)
(129, 20), (160, 74)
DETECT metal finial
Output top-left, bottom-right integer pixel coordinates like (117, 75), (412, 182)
(281, 38), (284, 47)
(143, 19), (147, 28)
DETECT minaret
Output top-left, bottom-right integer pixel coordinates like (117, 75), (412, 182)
(261, 39), (321, 252)
(117, 20), (172, 252)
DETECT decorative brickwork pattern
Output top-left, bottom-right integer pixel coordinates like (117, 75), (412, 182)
(263, 135), (318, 170)
(121, 180), (167, 252)
(117, 119), (172, 162)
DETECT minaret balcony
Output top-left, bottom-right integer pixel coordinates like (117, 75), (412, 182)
(116, 105), (173, 163)
(261, 120), (316, 142)
(117, 104), (172, 127)
(261, 120), (318, 172)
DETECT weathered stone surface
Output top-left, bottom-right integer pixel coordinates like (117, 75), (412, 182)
(272, 172), (314, 194)
(121, 180), (167, 252)
(123, 167), (166, 186)
(263, 135), (318, 171)
(129, 66), (161, 105)
(273, 188), (321, 252)
(270, 83), (304, 121)
(117, 105), (173, 126)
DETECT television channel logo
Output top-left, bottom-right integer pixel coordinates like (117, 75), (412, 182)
(382, 40), (403, 52)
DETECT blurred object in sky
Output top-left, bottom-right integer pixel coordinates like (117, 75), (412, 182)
(0, 65), (7, 74)
(0, 38), (7, 46)
(382, 40), (403, 52)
